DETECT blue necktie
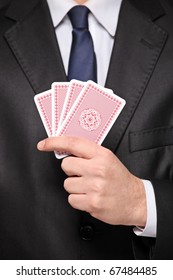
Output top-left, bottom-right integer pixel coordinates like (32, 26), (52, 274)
(67, 6), (97, 82)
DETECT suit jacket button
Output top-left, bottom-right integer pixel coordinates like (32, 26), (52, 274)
(80, 225), (94, 241)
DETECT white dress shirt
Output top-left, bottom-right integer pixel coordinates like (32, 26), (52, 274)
(46, 0), (157, 238)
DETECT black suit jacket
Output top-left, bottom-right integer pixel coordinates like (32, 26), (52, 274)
(0, 0), (173, 259)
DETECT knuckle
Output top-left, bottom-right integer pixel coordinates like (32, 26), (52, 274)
(61, 156), (72, 171)
(103, 148), (113, 159)
(68, 194), (73, 206)
(61, 158), (66, 171)
(89, 194), (102, 212)
(63, 178), (69, 190)
(93, 150), (113, 178)
(93, 179), (104, 193)
(94, 163), (107, 178)
(66, 136), (78, 150)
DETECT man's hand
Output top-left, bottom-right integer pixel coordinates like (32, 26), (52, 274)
(37, 136), (146, 227)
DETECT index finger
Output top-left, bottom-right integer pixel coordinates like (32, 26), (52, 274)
(37, 136), (100, 159)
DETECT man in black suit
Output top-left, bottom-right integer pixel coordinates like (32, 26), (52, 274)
(0, 0), (173, 259)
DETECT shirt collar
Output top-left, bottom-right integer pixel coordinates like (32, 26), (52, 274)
(47, 0), (123, 37)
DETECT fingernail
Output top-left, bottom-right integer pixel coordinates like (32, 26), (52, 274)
(37, 140), (45, 150)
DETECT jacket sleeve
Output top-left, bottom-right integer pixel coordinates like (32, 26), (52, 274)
(133, 179), (173, 259)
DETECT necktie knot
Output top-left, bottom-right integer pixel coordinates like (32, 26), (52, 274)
(67, 5), (97, 82)
(68, 5), (89, 29)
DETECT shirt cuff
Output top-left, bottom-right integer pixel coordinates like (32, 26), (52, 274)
(133, 179), (157, 238)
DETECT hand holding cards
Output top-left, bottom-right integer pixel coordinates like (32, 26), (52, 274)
(34, 80), (126, 158)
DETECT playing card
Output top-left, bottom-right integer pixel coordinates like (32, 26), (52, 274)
(60, 80), (85, 125)
(51, 82), (69, 134)
(55, 80), (126, 158)
(34, 90), (53, 136)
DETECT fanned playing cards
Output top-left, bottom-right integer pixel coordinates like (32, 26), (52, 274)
(34, 80), (126, 158)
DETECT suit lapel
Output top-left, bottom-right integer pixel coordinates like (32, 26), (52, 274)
(4, 0), (67, 94)
(103, 0), (168, 152)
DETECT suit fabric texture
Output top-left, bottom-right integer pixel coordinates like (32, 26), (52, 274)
(0, 0), (173, 259)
